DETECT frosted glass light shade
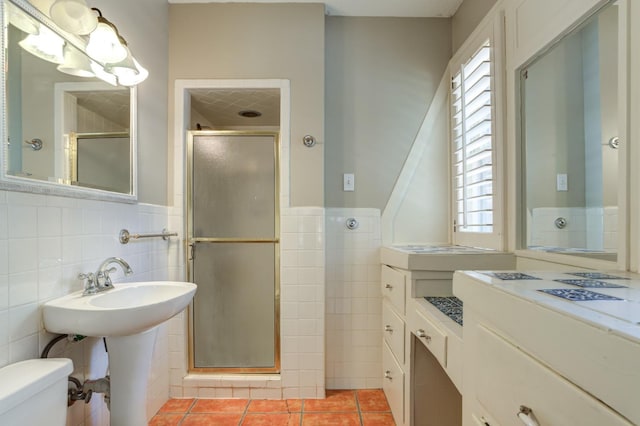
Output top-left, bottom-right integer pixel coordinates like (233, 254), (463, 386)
(57, 45), (95, 77)
(105, 46), (138, 79)
(86, 21), (127, 63)
(50, 0), (97, 35)
(90, 62), (118, 86)
(7, 3), (39, 34)
(19, 26), (65, 64)
(116, 58), (148, 86)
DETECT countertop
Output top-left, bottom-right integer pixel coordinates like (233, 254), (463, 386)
(381, 244), (516, 271)
(455, 270), (640, 344)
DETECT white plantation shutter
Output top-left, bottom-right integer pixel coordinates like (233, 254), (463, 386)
(451, 40), (494, 234)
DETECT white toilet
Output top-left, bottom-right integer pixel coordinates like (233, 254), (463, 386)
(0, 358), (73, 425)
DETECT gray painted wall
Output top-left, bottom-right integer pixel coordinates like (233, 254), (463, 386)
(325, 17), (451, 210)
(452, 0), (497, 52)
(168, 3), (325, 207)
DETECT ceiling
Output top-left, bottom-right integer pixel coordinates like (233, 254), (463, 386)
(190, 89), (280, 127)
(167, 0), (465, 18)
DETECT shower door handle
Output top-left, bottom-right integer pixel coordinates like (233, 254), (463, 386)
(188, 243), (195, 261)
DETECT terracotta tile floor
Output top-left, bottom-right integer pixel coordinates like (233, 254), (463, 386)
(149, 389), (396, 426)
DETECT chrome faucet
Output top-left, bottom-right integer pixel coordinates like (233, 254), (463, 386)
(95, 257), (133, 291)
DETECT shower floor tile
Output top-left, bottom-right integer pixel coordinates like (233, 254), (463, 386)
(149, 390), (395, 426)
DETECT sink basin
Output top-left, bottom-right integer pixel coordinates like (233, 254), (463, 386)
(42, 281), (197, 337)
(42, 281), (196, 426)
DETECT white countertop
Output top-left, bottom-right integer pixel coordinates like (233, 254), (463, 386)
(381, 244), (516, 270)
(457, 270), (640, 344)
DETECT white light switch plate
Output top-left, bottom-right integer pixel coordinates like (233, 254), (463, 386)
(343, 173), (355, 191)
(557, 173), (568, 191)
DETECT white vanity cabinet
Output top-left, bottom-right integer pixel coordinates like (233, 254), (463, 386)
(380, 265), (407, 425)
(455, 270), (640, 426)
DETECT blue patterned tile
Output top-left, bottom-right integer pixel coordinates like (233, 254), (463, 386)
(482, 272), (541, 280)
(568, 272), (629, 280)
(425, 297), (463, 326)
(554, 279), (627, 289)
(538, 288), (624, 301)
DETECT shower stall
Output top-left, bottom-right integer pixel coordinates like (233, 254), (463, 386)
(186, 130), (280, 373)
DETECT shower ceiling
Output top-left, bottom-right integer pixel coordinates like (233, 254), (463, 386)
(190, 88), (280, 127)
(166, 0), (464, 18)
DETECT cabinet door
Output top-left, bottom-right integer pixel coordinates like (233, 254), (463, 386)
(383, 341), (405, 425)
(474, 325), (632, 425)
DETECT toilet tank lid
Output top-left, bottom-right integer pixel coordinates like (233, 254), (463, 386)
(0, 358), (73, 415)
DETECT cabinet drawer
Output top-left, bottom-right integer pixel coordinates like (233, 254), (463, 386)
(410, 308), (447, 368)
(381, 265), (406, 314)
(382, 301), (405, 364)
(383, 341), (405, 426)
(475, 325), (632, 426)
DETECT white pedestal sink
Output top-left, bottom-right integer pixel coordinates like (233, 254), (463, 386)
(42, 281), (197, 426)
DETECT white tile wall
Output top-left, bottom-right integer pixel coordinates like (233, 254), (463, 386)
(529, 206), (618, 251)
(0, 190), (173, 426)
(168, 207), (326, 400)
(325, 208), (382, 389)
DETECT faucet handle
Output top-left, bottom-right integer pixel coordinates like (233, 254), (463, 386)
(78, 272), (98, 295)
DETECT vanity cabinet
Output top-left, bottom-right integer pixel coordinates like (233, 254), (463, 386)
(380, 265), (407, 425)
(455, 270), (640, 426)
(381, 246), (515, 426)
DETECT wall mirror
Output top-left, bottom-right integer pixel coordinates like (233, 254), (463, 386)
(0, 0), (137, 200)
(520, 1), (620, 261)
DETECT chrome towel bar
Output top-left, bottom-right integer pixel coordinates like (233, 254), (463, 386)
(119, 228), (177, 244)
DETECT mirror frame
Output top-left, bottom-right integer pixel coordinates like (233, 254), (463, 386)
(0, 0), (137, 202)
(515, 0), (628, 270)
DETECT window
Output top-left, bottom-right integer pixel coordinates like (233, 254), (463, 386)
(451, 40), (494, 234)
(449, 18), (504, 251)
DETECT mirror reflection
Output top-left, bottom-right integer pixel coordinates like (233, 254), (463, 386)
(522, 1), (619, 261)
(3, 0), (134, 195)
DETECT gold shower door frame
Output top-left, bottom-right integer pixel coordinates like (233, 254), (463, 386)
(186, 130), (280, 374)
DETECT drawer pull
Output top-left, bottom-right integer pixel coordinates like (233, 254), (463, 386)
(384, 283), (393, 289)
(384, 325), (393, 333)
(384, 370), (392, 380)
(417, 329), (431, 342)
(517, 406), (539, 426)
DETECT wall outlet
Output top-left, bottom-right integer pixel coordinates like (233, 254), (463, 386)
(557, 173), (568, 191)
(343, 173), (355, 191)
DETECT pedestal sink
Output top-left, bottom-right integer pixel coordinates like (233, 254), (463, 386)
(42, 281), (197, 426)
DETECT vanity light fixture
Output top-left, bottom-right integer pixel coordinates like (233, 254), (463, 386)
(49, 0), (96, 35)
(57, 44), (95, 77)
(6, 2), (39, 34)
(85, 8), (127, 63)
(113, 57), (148, 87)
(18, 25), (65, 64)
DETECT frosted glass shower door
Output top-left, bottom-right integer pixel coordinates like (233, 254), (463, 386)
(187, 132), (279, 372)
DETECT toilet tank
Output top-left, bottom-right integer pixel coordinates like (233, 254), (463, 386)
(0, 358), (73, 426)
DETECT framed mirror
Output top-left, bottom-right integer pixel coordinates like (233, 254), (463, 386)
(520, 1), (621, 262)
(0, 0), (137, 201)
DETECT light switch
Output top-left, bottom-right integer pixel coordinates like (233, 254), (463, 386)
(343, 173), (355, 191)
(557, 174), (568, 191)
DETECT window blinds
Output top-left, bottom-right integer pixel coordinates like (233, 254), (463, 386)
(451, 40), (493, 233)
